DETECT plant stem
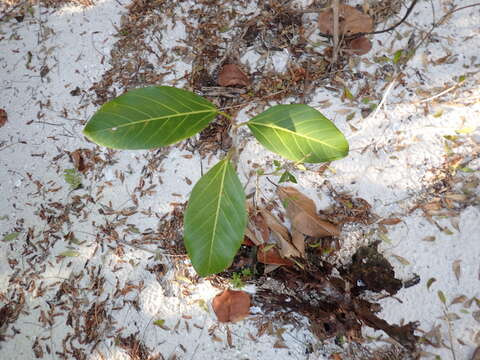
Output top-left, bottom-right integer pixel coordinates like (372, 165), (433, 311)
(217, 110), (233, 120)
(232, 121), (249, 129)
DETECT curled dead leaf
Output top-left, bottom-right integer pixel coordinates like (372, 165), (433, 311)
(218, 64), (250, 87)
(278, 187), (340, 237)
(70, 148), (95, 173)
(318, 5), (373, 36)
(260, 209), (300, 258)
(212, 289), (251, 323)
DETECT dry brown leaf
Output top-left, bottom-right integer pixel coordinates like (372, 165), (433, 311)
(257, 245), (294, 266)
(0, 109), (7, 128)
(70, 148), (95, 173)
(212, 289), (251, 323)
(217, 64), (250, 87)
(379, 218), (402, 225)
(450, 295), (468, 306)
(277, 187), (340, 237)
(273, 340), (288, 349)
(472, 346), (480, 360)
(260, 210), (300, 258)
(318, 5), (373, 36)
(245, 212), (270, 246)
(291, 228), (305, 257)
(453, 259), (461, 281)
(344, 37), (372, 55)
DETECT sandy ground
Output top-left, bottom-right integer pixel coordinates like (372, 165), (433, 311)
(1, 0), (480, 359)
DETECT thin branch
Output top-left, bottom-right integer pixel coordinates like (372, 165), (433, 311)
(331, 0), (340, 65)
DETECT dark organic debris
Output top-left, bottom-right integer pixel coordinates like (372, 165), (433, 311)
(255, 241), (418, 351)
(347, 241), (403, 296)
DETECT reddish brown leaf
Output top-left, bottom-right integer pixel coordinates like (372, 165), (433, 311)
(343, 36), (372, 55)
(257, 245), (294, 266)
(318, 5), (373, 36)
(278, 187), (340, 237)
(0, 108), (7, 128)
(217, 64), (250, 87)
(212, 289), (251, 323)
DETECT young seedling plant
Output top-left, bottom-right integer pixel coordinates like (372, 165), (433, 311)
(83, 86), (349, 276)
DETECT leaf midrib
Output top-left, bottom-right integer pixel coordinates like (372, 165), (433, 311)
(248, 121), (343, 151)
(206, 160), (228, 273)
(89, 108), (217, 133)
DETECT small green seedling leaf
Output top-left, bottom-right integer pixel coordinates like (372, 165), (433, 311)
(247, 104), (349, 163)
(279, 171), (297, 184)
(3, 232), (20, 242)
(392, 50), (403, 64)
(343, 87), (354, 101)
(184, 158), (247, 276)
(83, 86), (218, 149)
(153, 319), (165, 327)
(154, 319), (170, 330)
(64, 169), (82, 190)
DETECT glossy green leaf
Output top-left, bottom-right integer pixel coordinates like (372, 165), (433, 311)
(247, 104), (349, 163)
(184, 158), (247, 276)
(83, 86), (218, 149)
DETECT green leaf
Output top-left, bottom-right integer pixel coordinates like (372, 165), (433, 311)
(184, 158), (247, 276)
(3, 232), (20, 242)
(279, 171), (297, 184)
(83, 86), (218, 149)
(153, 319), (165, 327)
(64, 169), (81, 190)
(393, 49), (403, 64)
(247, 104), (349, 163)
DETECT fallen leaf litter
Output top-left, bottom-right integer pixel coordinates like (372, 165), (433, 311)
(1, 0), (480, 359)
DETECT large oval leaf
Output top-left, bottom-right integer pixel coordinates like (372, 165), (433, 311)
(83, 86), (218, 149)
(247, 104), (349, 163)
(184, 158), (247, 276)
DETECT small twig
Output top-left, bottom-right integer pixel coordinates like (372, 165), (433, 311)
(415, 79), (466, 104)
(442, 305), (457, 360)
(331, 0), (340, 65)
(370, 73), (398, 120)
